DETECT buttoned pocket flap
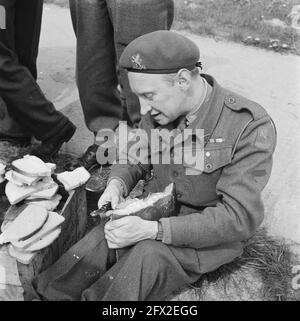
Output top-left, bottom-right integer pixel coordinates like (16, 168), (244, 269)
(203, 145), (232, 173)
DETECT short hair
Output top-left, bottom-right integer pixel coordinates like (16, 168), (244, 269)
(163, 67), (200, 85)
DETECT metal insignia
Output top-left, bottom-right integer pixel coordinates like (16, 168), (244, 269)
(131, 53), (146, 70)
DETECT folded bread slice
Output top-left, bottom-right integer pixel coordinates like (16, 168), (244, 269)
(11, 155), (51, 177)
(25, 194), (62, 211)
(5, 178), (57, 205)
(57, 166), (90, 191)
(12, 211), (64, 250)
(0, 204), (48, 244)
(5, 170), (41, 186)
(26, 183), (58, 200)
(9, 227), (62, 264)
(8, 244), (36, 265)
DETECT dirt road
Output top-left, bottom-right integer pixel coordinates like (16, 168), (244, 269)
(38, 5), (300, 248)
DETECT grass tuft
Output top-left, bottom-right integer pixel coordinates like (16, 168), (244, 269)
(192, 228), (298, 301)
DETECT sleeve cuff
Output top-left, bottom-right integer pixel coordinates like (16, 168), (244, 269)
(107, 176), (129, 197)
(159, 218), (172, 244)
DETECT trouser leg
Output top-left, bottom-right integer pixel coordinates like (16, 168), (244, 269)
(14, 0), (42, 79)
(108, 0), (174, 127)
(81, 239), (201, 301)
(33, 223), (115, 301)
(69, 0), (122, 134)
(0, 0), (73, 141)
(0, 0), (29, 138)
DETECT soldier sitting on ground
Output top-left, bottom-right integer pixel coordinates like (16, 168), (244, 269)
(33, 31), (277, 301)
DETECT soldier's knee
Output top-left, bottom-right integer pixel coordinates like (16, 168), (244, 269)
(132, 240), (169, 268)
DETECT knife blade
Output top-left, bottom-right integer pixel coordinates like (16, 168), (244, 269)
(90, 202), (112, 218)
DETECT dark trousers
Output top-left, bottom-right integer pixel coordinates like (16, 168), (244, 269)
(34, 223), (202, 301)
(69, 0), (174, 133)
(0, 0), (73, 141)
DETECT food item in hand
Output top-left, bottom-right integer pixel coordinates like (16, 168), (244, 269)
(0, 204), (48, 244)
(11, 155), (51, 177)
(110, 182), (176, 221)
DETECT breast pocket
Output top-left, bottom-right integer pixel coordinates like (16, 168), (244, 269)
(183, 144), (233, 175)
(180, 144), (233, 206)
(203, 144), (233, 173)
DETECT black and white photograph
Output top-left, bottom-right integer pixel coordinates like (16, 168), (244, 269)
(0, 0), (299, 307)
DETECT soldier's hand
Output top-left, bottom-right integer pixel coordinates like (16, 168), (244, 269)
(104, 216), (158, 249)
(98, 179), (125, 209)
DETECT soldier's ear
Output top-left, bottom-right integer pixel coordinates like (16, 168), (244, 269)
(176, 69), (192, 90)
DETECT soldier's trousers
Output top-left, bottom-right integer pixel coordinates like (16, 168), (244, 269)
(33, 223), (203, 301)
(69, 0), (174, 133)
(0, 0), (73, 141)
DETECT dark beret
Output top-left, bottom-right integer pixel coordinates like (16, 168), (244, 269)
(119, 30), (201, 74)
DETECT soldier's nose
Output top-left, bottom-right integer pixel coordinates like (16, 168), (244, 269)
(140, 101), (151, 115)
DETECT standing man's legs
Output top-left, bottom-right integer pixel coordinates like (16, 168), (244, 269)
(0, 0), (31, 143)
(108, 0), (174, 126)
(69, 0), (122, 134)
(0, 0), (76, 154)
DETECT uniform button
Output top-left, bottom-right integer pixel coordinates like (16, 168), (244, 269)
(173, 171), (178, 177)
(205, 152), (211, 157)
(170, 151), (174, 158)
(176, 192), (182, 199)
(205, 163), (212, 170)
(228, 96), (236, 104)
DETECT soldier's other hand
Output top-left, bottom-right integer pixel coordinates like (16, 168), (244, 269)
(98, 179), (124, 209)
(104, 216), (158, 248)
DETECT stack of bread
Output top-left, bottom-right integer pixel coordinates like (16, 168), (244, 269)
(1, 155), (90, 264)
(0, 204), (65, 264)
(4, 155), (61, 211)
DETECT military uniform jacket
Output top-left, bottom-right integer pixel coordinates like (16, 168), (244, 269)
(109, 74), (277, 273)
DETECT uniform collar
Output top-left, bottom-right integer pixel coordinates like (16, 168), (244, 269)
(187, 74), (226, 145)
(185, 77), (209, 126)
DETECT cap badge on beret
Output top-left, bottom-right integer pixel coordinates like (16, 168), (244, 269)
(131, 53), (146, 70)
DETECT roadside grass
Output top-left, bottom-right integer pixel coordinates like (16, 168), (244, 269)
(173, 0), (300, 54)
(44, 0), (69, 8)
(44, 0), (300, 54)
